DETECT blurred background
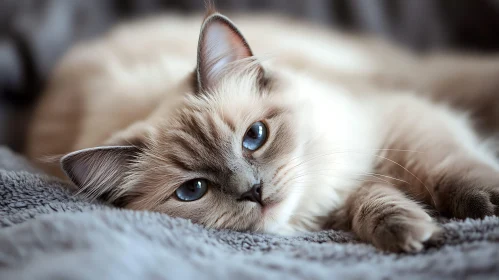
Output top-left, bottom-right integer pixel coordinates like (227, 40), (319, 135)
(1, 0), (499, 152)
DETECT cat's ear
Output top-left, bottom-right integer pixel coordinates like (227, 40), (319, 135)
(196, 13), (260, 91)
(60, 146), (140, 203)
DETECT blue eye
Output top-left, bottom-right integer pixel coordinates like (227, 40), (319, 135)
(175, 179), (208, 201)
(243, 121), (268, 151)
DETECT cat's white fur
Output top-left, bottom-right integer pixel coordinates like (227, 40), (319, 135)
(262, 71), (380, 233)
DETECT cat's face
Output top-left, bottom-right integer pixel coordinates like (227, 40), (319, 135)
(128, 76), (303, 232)
(61, 13), (306, 233)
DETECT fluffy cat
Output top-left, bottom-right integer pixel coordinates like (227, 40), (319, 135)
(26, 10), (499, 253)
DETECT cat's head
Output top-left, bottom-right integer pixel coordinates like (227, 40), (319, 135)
(61, 13), (306, 233)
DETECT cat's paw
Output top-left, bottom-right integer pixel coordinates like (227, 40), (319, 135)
(371, 209), (441, 253)
(436, 177), (499, 219)
(449, 186), (499, 219)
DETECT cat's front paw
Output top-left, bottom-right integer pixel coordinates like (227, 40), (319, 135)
(450, 186), (499, 219)
(371, 210), (441, 253)
(436, 177), (499, 219)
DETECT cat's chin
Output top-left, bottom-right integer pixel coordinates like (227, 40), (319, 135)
(259, 203), (292, 234)
(260, 192), (304, 235)
(262, 220), (301, 236)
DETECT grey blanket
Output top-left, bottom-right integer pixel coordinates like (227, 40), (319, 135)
(1, 146), (499, 280)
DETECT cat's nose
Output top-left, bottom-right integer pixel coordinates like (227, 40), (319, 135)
(237, 184), (263, 205)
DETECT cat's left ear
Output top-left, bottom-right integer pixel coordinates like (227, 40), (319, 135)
(196, 13), (262, 91)
(60, 146), (140, 204)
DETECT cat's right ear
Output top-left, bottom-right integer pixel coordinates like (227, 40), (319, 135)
(60, 146), (140, 204)
(196, 13), (262, 91)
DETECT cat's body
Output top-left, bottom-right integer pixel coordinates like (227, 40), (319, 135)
(26, 12), (499, 252)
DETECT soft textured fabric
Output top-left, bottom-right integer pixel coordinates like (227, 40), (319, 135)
(1, 147), (499, 279)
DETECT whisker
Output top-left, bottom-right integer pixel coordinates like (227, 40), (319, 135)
(271, 148), (423, 172)
(370, 154), (436, 207)
(283, 170), (398, 190)
(279, 149), (435, 206)
(288, 148), (424, 163)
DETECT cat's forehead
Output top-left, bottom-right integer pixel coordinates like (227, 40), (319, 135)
(148, 98), (252, 176)
(174, 82), (271, 135)
(147, 89), (290, 172)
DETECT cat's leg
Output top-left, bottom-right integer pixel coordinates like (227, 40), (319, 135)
(429, 158), (499, 219)
(380, 149), (499, 219)
(335, 183), (440, 252)
(376, 96), (499, 220)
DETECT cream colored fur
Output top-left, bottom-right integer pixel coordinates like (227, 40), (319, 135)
(26, 13), (499, 252)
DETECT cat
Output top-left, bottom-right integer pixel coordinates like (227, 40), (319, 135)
(26, 10), (499, 253)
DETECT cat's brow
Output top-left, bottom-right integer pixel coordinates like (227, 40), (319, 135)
(265, 106), (287, 120)
(168, 153), (195, 172)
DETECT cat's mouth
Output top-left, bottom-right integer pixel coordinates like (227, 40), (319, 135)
(260, 189), (289, 218)
(261, 200), (281, 216)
